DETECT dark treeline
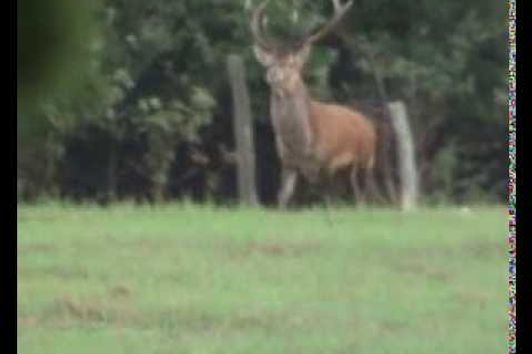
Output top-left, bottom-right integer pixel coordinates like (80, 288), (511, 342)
(18, 0), (507, 205)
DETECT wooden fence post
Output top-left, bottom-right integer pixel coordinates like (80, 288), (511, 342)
(387, 100), (419, 210)
(226, 54), (258, 206)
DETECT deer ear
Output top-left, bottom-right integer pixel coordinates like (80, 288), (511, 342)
(253, 45), (276, 67)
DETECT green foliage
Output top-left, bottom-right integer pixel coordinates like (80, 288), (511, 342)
(18, 0), (102, 119)
(328, 0), (506, 202)
(18, 0), (507, 204)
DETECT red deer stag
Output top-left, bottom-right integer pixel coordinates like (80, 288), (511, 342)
(250, 0), (378, 208)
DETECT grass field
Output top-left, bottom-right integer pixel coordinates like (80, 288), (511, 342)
(18, 203), (508, 354)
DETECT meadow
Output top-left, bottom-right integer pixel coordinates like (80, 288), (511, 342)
(18, 203), (508, 354)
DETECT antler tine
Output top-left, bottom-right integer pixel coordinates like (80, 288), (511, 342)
(250, 0), (276, 50)
(303, 0), (354, 46)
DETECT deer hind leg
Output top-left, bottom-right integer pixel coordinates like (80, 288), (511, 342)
(350, 165), (366, 206)
(320, 170), (335, 206)
(278, 168), (298, 208)
(364, 166), (385, 205)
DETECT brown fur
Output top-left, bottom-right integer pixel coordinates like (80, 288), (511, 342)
(250, 0), (378, 206)
(308, 100), (376, 174)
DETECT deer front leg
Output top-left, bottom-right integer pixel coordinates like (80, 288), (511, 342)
(278, 168), (298, 208)
(350, 166), (366, 207)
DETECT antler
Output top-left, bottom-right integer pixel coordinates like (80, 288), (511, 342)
(250, 0), (276, 50)
(301, 0), (354, 46)
(251, 0), (353, 51)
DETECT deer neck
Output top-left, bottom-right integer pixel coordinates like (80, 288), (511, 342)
(270, 79), (314, 161)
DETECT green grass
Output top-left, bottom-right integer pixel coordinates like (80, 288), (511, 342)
(18, 203), (508, 354)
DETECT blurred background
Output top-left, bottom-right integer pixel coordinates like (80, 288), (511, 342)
(18, 0), (507, 206)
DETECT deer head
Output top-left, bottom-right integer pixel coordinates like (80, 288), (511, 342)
(250, 0), (353, 96)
